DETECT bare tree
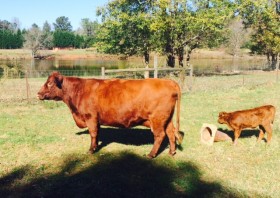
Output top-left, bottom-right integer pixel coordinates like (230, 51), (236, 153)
(226, 17), (250, 57)
(23, 24), (43, 58)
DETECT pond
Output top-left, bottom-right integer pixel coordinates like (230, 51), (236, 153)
(0, 56), (269, 78)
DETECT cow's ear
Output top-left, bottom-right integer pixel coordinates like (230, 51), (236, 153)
(54, 73), (63, 89)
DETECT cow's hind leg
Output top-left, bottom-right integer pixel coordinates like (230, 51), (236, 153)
(166, 121), (176, 156)
(148, 120), (166, 158)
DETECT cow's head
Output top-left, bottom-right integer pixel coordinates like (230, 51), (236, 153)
(218, 112), (229, 124)
(37, 72), (64, 101)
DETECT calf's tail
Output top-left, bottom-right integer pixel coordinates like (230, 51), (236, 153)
(271, 106), (276, 124)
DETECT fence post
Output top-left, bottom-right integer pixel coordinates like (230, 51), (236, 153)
(188, 64), (193, 91)
(101, 67), (105, 79)
(154, 55), (158, 78)
(144, 64), (149, 79)
(276, 56), (279, 82)
(25, 70), (30, 101)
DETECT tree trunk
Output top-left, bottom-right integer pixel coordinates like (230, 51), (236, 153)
(271, 53), (277, 70)
(144, 51), (149, 65)
(178, 47), (184, 67)
(144, 51), (149, 78)
(185, 48), (192, 66)
(166, 41), (175, 67)
(167, 55), (175, 67)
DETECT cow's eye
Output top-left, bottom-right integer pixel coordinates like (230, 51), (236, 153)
(47, 82), (53, 87)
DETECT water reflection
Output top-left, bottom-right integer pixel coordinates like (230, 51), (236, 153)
(0, 57), (268, 76)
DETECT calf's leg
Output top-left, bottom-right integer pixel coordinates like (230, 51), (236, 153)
(257, 126), (265, 143)
(263, 123), (273, 144)
(233, 129), (241, 145)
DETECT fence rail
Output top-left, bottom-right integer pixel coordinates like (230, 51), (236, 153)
(101, 66), (193, 79)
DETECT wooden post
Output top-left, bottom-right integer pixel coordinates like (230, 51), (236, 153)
(189, 64), (193, 77)
(101, 67), (105, 79)
(25, 71), (30, 101)
(154, 54), (158, 78)
(189, 64), (193, 91)
(276, 55), (279, 83)
(144, 64), (149, 79)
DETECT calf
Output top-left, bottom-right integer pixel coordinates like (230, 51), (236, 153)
(218, 105), (275, 145)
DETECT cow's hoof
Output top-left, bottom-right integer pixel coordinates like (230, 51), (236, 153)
(88, 150), (94, 154)
(169, 150), (176, 156)
(147, 153), (156, 159)
(88, 148), (97, 154)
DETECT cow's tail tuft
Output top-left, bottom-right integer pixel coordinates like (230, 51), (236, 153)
(175, 131), (183, 145)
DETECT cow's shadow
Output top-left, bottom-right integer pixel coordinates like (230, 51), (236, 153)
(218, 128), (264, 142)
(76, 127), (183, 155)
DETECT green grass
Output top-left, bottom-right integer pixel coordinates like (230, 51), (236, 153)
(1, 75), (280, 197)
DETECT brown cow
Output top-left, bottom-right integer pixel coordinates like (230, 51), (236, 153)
(37, 72), (182, 158)
(218, 105), (276, 145)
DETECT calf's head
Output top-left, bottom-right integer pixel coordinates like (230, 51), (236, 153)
(37, 72), (64, 101)
(218, 112), (230, 124)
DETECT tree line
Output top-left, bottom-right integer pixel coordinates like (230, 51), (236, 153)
(0, 16), (98, 57)
(0, 0), (279, 68)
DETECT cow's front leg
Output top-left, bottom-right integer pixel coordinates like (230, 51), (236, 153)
(88, 128), (99, 154)
(86, 117), (100, 154)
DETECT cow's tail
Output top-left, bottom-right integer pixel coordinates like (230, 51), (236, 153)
(174, 86), (183, 145)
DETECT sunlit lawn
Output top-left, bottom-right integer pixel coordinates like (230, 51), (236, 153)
(1, 74), (280, 197)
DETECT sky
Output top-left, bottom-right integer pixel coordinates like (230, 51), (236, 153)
(0, 0), (109, 30)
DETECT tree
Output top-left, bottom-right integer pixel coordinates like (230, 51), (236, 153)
(73, 34), (85, 48)
(96, 0), (154, 64)
(23, 24), (43, 57)
(79, 18), (99, 48)
(238, 0), (280, 69)
(0, 20), (23, 49)
(41, 21), (53, 49)
(53, 16), (72, 32)
(226, 17), (250, 56)
(53, 31), (75, 48)
(151, 0), (235, 67)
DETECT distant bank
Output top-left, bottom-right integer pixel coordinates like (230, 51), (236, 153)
(0, 48), (265, 61)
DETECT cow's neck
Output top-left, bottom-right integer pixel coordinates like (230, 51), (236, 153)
(61, 77), (84, 113)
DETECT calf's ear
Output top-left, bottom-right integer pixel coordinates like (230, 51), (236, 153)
(219, 112), (226, 117)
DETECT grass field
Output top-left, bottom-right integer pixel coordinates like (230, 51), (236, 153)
(1, 74), (280, 197)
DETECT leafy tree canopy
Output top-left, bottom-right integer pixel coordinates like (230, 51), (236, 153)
(53, 16), (73, 32)
(96, 0), (235, 67)
(238, 0), (280, 57)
